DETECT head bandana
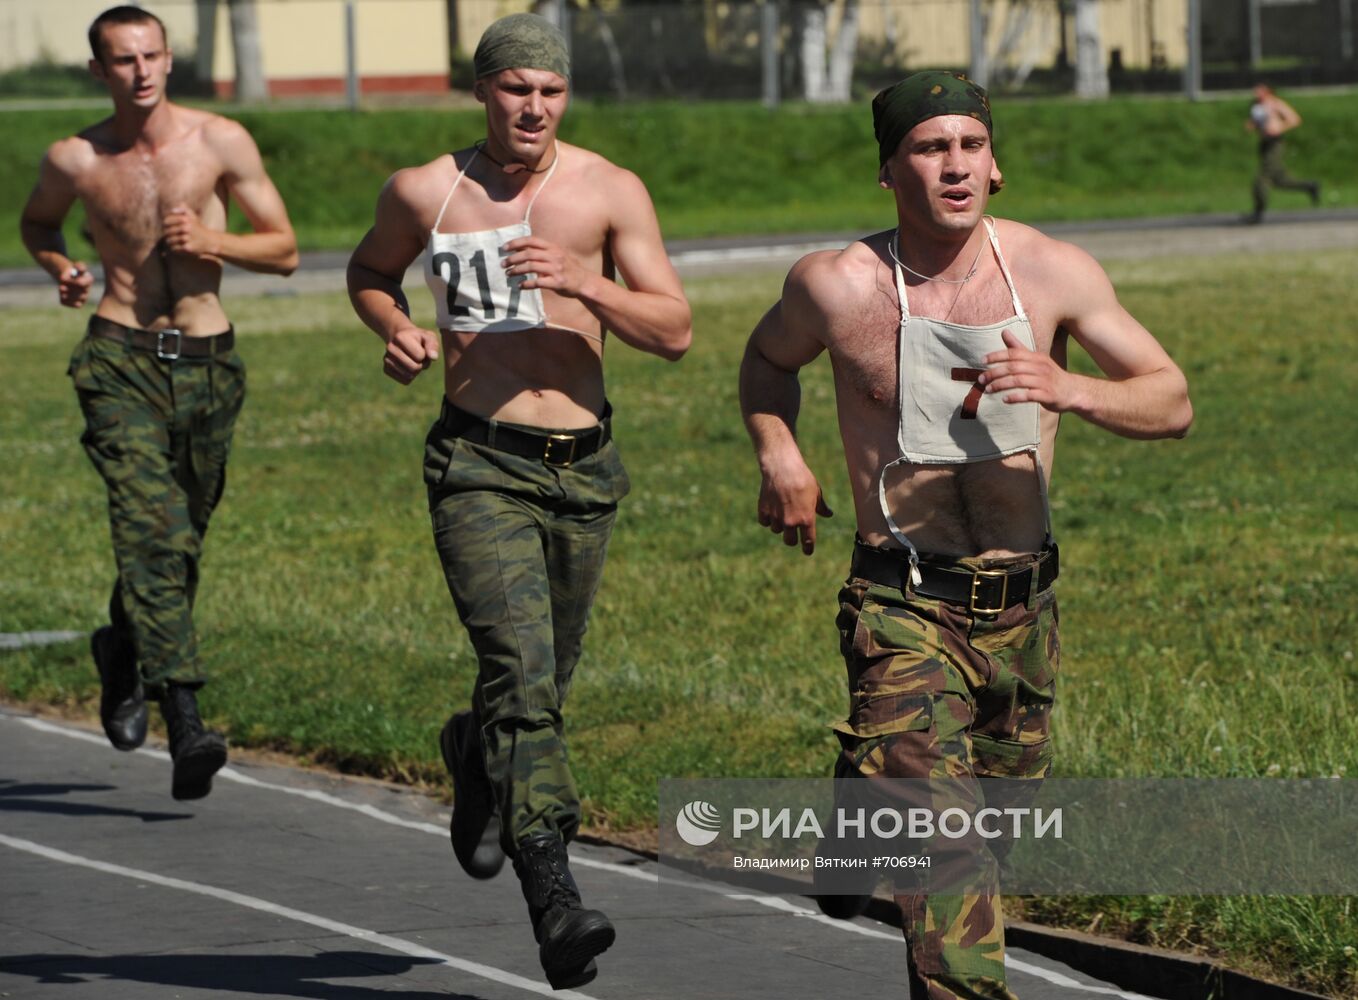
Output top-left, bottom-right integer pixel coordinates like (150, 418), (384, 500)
(872, 71), (993, 165)
(473, 13), (571, 81)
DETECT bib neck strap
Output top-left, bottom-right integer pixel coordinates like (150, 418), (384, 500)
(431, 142), (561, 234)
(522, 141), (560, 225)
(892, 231), (912, 326)
(433, 148), (478, 233)
(892, 218), (1029, 326)
(982, 217), (1027, 322)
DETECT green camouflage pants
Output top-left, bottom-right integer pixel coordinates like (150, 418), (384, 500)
(424, 404), (629, 854)
(67, 327), (246, 692)
(835, 543), (1060, 1000)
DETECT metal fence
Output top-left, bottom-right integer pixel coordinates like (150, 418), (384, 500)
(1, 0), (1354, 105)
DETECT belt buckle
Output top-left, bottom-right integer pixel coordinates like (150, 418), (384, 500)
(543, 433), (577, 467)
(969, 569), (1009, 615)
(156, 328), (182, 361)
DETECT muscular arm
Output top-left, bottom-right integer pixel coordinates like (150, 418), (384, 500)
(739, 257), (835, 553)
(507, 168), (691, 361)
(981, 242), (1193, 440)
(19, 145), (96, 307)
(167, 118), (298, 275)
(346, 170), (440, 384)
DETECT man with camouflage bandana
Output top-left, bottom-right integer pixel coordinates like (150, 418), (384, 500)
(19, 5), (297, 800)
(347, 12), (690, 991)
(740, 70), (1191, 998)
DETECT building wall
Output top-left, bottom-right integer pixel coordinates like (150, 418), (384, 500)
(0, 0), (198, 72)
(0, 0), (447, 95)
(209, 0), (448, 97)
(853, 0), (1186, 73)
(0, 0), (1189, 91)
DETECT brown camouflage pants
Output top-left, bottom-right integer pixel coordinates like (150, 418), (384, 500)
(835, 542), (1060, 1000)
(424, 406), (630, 854)
(68, 326), (246, 692)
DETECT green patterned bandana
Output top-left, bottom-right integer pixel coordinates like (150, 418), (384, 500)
(473, 13), (571, 81)
(872, 71), (993, 165)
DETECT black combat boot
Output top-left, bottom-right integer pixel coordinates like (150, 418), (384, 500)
(514, 833), (615, 990)
(439, 711), (505, 879)
(159, 683), (227, 801)
(91, 626), (147, 751)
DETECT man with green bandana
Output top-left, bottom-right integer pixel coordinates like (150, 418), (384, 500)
(347, 11), (690, 991)
(740, 71), (1191, 999)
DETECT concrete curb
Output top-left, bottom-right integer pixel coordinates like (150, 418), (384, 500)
(583, 836), (1334, 1000)
(1001, 919), (1333, 1000)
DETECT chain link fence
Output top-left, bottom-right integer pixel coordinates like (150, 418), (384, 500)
(1, 0), (1354, 105)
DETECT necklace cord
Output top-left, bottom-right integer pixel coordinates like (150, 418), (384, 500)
(890, 229), (987, 285)
(473, 139), (555, 175)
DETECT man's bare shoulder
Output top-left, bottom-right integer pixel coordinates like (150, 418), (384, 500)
(195, 107), (258, 146)
(991, 216), (1105, 285)
(379, 154), (460, 213)
(46, 123), (111, 177)
(560, 142), (650, 199)
(787, 232), (891, 307)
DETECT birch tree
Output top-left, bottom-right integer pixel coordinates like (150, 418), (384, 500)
(228, 0), (267, 102)
(800, 0), (861, 103)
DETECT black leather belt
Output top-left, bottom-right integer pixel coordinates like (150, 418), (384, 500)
(438, 398), (611, 468)
(851, 540), (1058, 615)
(89, 316), (234, 360)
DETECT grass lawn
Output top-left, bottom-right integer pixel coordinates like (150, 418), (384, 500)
(3, 91), (1358, 266)
(1, 248), (1355, 994)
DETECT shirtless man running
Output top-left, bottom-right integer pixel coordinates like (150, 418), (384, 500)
(740, 72), (1191, 999)
(20, 5), (297, 800)
(346, 13), (690, 990)
(1244, 82), (1321, 224)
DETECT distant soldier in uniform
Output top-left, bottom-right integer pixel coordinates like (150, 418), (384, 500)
(19, 5), (297, 799)
(1245, 83), (1321, 224)
(346, 13), (691, 991)
(739, 71), (1191, 999)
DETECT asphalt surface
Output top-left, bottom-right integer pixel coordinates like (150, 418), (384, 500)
(0, 706), (1163, 1000)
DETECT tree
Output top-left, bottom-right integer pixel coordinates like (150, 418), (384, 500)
(1073, 0), (1109, 97)
(799, 0), (861, 103)
(228, 0), (268, 102)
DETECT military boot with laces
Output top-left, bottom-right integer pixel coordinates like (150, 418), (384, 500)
(513, 833), (615, 990)
(159, 682), (227, 801)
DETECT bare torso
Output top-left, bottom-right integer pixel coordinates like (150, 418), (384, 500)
(824, 224), (1066, 557)
(64, 106), (233, 334)
(419, 143), (614, 429)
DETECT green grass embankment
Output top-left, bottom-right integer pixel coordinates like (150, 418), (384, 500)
(2, 91), (1356, 267)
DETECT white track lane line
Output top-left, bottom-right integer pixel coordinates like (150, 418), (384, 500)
(10, 713), (1155, 999)
(0, 833), (600, 1000)
(0, 631), (86, 651)
(669, 242), (843, 267)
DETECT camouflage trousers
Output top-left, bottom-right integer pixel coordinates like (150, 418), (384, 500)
(835, 540), (1060, 1000)
(67, 325), (246, 691)
(1253, 136), (1317, 213)
(424, 402), (630, 854)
